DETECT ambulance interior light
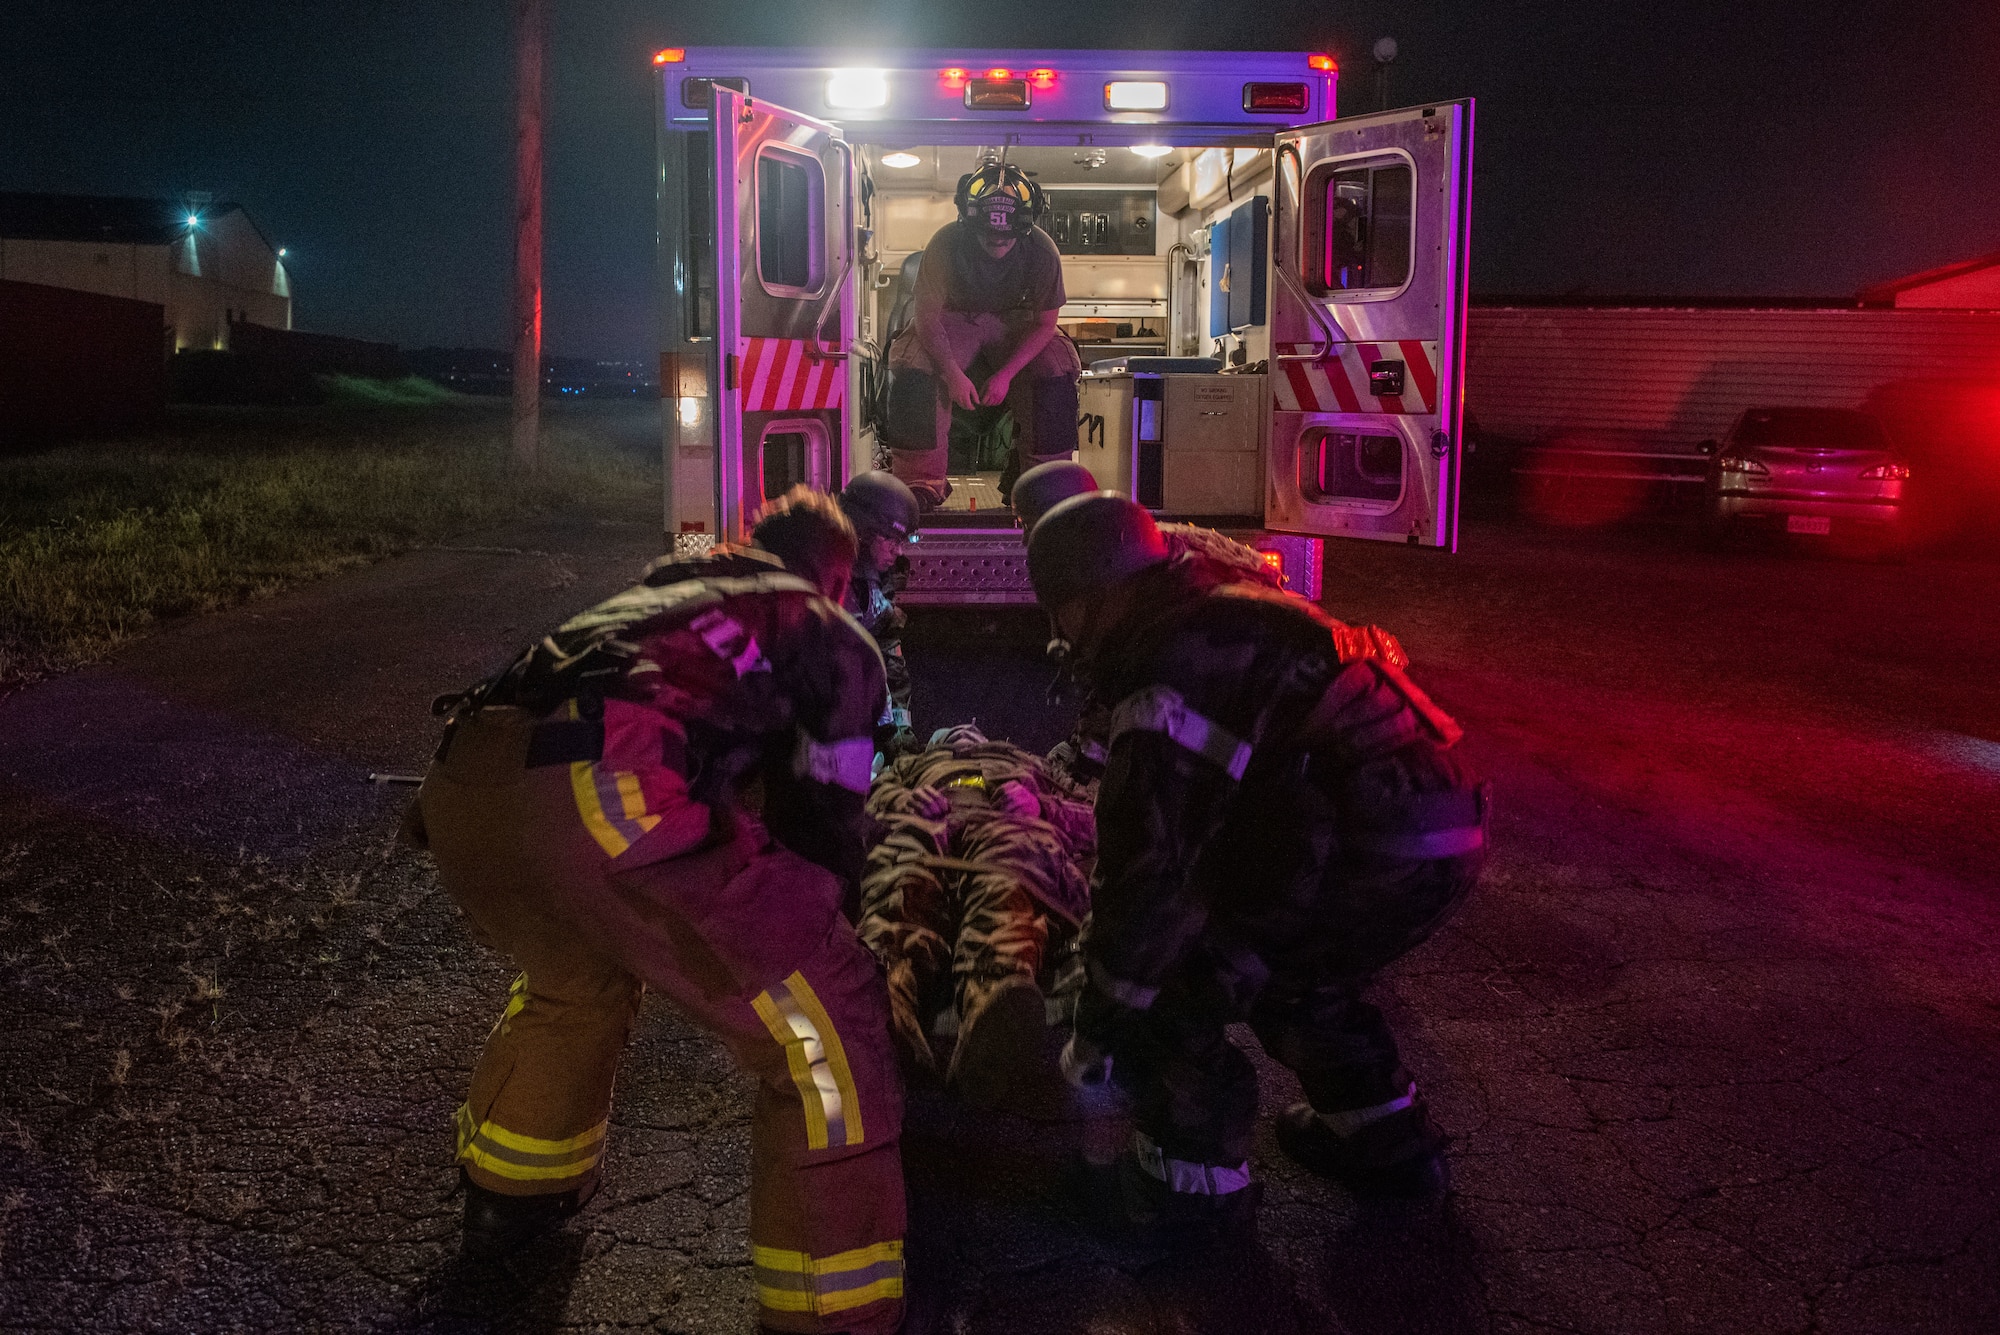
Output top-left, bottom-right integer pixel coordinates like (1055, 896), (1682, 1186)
(879, 151), (922, 169)
(1130, 144), (1173, 158)
(1105, 80), (1169, 111)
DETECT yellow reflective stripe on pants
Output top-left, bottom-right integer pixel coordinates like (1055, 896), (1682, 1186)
(498, 972), (530, 1027)
(454, 1103), (608, 1182)
(563, 699), (660, 858)
(751, 971), (865, 1151)
(753, 1240), (905, 1316)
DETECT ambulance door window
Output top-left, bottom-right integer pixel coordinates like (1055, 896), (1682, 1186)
(756, 149), (824, 295)
(1304, 162), (1412, 295)
(758, 421), (830, 499)
(1303, 428), (1404, 504)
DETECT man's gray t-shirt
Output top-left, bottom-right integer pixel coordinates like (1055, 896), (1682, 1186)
(916, 221), (1066, 316)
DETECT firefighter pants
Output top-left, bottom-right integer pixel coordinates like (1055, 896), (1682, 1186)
(885, 313), (1082, 507)
(423, 707), (906, 1335)
(1106, 842), (1480, 1185)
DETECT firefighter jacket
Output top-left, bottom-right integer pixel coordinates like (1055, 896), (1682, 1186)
(1045, 526), (1293, 791)
(1070, 556), (1483, 1040)
(847, 555), (915, 752)
(452, 547), (888, 891)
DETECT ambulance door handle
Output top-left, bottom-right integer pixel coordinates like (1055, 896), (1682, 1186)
(1272, 141), (1340, 364)
(810, 251), (853, 361)
(811, 139), (855, 361)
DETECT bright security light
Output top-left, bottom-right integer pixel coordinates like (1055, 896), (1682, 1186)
(1130, 144), (1173, 158)
(677, 396), (703, 427)
(185, 214), (200, 226)
(879, 151), (922, 169)
(277, 247), (288, 257)
(825, 69), (890, 110)
(1105, 80), (1169, 111)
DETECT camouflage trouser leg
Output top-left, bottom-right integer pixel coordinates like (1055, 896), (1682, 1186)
(858, 825), (952, 1072)
(951, 817), (1058, 1024)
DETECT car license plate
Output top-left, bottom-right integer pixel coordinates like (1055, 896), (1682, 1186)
(1787, 515), (1832, 535)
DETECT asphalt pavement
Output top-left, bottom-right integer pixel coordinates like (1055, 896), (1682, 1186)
(1, 514), (1996, 1334)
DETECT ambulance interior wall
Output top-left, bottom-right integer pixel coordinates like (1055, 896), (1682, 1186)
(856, 143), (1277, 463)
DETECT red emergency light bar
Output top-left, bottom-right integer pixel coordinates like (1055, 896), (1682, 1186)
(1029, 67), (1057, 88)
(966, 77), (1031, 109)
(1244, 82), (1309, 112)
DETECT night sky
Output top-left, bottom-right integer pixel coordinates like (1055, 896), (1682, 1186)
(10, 1), (1998, 361)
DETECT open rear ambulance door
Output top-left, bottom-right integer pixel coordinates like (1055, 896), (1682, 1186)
(1266, 101), (1474, 549)
(710, 86), (854, 543)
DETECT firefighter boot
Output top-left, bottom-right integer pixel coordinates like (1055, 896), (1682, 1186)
(1274, 1087), (1451, 1198)
(948, 974), (1063, 1116)
(460, 1169), (593, 1261)
(1114, 1149), (1263, 1252)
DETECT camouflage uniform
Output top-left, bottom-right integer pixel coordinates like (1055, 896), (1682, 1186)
(416, 548), (907, 1334)
(858, 727), (1094, 1100)
(847, 553), (916, 756)
(1069, 553), (1485, 1203)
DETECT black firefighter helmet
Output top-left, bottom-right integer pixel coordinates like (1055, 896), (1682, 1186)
(955, 162), (1046, 238)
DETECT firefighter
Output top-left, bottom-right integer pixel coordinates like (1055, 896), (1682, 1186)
(1011, 460), (1288, 590)
(1013, 461), (1294, 790)
(412, 488), (906, 1334)
(859, 725), (1095, 1114)
(839, 471), (921, 760)
(1026, 492), (1486, 1242)
(886, 163), (1083, 509)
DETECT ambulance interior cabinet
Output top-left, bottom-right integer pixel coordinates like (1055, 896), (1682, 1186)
(1077, 370), (1265, 518)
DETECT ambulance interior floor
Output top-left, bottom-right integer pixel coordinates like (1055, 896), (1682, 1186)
(937, 472), (1008, 513)
(3, 487), (1999, 1333)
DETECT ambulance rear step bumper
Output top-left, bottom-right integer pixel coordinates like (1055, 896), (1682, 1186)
(902, 528), (1323, 606)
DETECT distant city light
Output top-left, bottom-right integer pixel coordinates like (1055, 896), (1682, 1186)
(880, 151), (922, 169)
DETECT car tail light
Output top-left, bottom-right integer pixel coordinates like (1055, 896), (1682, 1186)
(1717, 455), (1769, 476)
(966, 78), (1030, 109)
(1860, 462), (1911, 480)
(1243, 82), (1309, 112)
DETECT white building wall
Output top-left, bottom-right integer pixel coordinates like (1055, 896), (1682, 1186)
(1465, 305), (2000, 453)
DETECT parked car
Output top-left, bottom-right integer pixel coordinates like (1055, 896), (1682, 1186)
(1699, 407), (1910, 545)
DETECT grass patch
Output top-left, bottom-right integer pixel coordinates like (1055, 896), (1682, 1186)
(0, 401), (659, 690)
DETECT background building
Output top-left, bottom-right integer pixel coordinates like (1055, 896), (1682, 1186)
(0, 192), (291, 352)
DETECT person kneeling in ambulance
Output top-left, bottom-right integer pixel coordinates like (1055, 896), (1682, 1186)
(885, 163), (1082, 510)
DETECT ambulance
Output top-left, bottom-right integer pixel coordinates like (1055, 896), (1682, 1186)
(654, 48), (1474, 602)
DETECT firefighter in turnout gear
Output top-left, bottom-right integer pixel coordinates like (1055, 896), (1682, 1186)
(1027, 492), (1486, 1239)
(411, 488), (907, 1334)
(840, 471), (921, 760)
(859, 725), (1095, 1113)
(1013, 461), (1291, 790)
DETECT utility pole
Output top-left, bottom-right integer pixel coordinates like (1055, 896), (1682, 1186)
(511, 0), (545, 471)
(1372, 36), (1399, 113)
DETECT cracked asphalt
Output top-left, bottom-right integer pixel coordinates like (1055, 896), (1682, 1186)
(2, 509), (1996, 1333)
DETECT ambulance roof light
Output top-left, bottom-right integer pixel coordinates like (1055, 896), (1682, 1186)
(1308, 53), (1337, 71)
(1105, 80), (1169, 111)
(653, 48), (685, 65)
(826, 69), (891, 110)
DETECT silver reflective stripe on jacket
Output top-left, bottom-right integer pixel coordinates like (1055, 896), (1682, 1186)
(797, 733), (874, 793)
(1108, 685), (1252, 781)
